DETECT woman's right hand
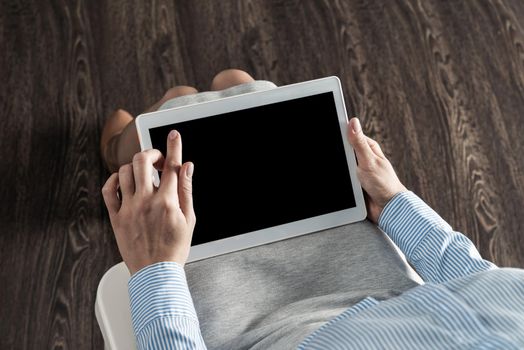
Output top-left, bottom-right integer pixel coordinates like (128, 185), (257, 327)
(346, 117), (407, 223)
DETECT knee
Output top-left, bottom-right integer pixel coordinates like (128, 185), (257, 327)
(211, 69), (254, 91)
(163, 85), (198, 100)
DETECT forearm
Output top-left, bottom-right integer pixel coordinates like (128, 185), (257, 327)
(378, 191), (497, 283)
(128, 262), (207, 350)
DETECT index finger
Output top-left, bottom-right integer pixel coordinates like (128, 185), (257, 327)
(159, 130), (183, 199)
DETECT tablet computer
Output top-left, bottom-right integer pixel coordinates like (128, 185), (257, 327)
(135, 76), (366, 262)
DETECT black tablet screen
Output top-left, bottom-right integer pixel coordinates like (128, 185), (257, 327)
(150, 91), (356, 245)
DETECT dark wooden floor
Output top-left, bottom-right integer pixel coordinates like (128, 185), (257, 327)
(1, 0), (524, 348)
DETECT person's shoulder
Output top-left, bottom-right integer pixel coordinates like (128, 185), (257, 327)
(479, 267), (524, 277)
(495, 267), (524, 278)
(447, 267), (524, 291)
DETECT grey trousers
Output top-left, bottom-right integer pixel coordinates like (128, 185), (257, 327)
(185, 221), (422, 349)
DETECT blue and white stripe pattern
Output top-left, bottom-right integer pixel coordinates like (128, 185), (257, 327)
(129, 263), (206, 349)
(128, 191), (524, 349)
(378, 191), (498, 283)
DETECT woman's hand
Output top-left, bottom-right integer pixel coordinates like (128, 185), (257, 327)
(346, 118), (407, 223)
(102, 130), (196, 274)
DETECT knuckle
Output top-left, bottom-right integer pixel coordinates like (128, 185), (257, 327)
(182, 181), (193, 194)
(156, 196), (175, 210)
(151, 149), (162, 158)
(101, 184), (112, 195)
(133, 152), (148, 164)
(373, 142), (383, 153)
(366, 158), (379, 170)
(165, 159), (180, 171)
(357, 134), (368, 145)
(187, 214), (197, 228)
(119, 164), (132, 174)
(101, 178), (113, 193)
(382, 159), (394, 169)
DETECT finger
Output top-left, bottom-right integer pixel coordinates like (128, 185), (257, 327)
(132, 149), (164, 195)
(178, 162), (196, 225)
(347, 117), (374, 164)
(366, 136), (385, 158)
(102, 173), (120, 217)
(159, 130), (182, 203)
(118, 164), (135, 198)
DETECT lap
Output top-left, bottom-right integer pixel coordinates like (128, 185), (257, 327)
(185, 220), (422, 349)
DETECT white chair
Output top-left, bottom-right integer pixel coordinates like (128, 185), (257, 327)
(95, 262), (136, 350)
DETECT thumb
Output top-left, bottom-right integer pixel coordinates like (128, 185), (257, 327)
(347, 118), (373, 164)
(178, 162), (196, 226)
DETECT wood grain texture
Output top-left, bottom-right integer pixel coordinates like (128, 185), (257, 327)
(1, 0), (524, 348)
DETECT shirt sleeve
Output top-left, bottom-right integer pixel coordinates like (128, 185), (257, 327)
(128, 261), (207, 349)
(378, 191), (497, 283)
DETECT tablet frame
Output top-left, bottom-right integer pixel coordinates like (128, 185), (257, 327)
(136, 76), (367, 262)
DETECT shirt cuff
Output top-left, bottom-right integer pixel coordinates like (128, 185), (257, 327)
(378, 191), (452, 258)
(128, 262), (198, 336)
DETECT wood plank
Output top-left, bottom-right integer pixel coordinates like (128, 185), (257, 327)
(1, 0), (524, 348)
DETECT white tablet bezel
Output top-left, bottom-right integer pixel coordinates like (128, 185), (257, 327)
(135, 76), (367, 262)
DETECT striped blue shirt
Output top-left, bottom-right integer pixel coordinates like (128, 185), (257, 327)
(128, 191), (524, 349)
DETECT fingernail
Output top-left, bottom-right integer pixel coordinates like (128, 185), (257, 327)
(169, 130), (178, 140)
(352, 118), (361, 134)
(187, 163), (194, 177)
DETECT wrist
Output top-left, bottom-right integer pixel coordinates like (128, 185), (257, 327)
(126, 255), (188, 276)
(377, 190), (411, 227)
(385, 183), (407, 204)
(128, 261), (198, 336)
